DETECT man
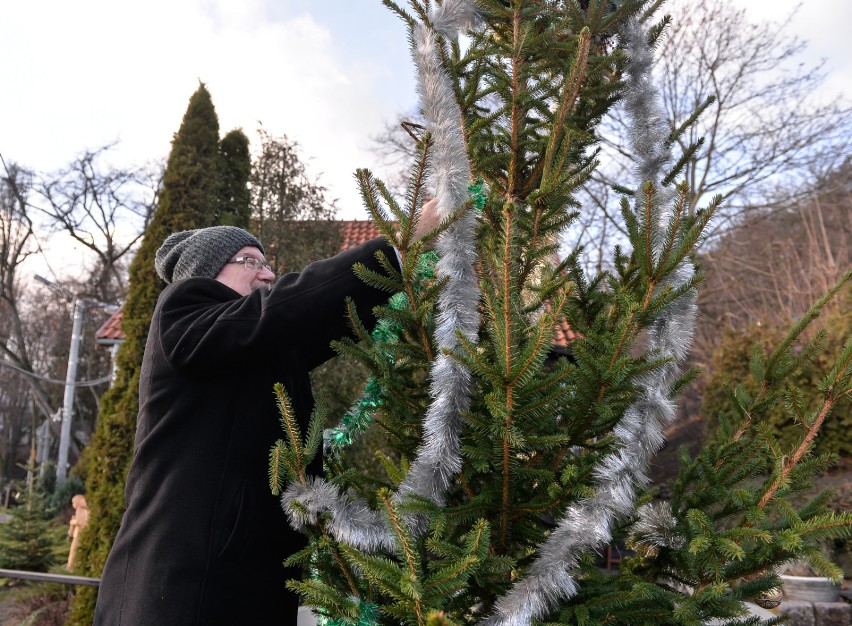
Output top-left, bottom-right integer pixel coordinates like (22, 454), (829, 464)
(95, 206), (437, 625)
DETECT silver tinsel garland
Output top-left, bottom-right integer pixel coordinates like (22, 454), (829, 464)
(282, 0), (480, 551)
(479, 18), (698, 626)
(394, 0), (480, 513)
(631, 501), (687, 554)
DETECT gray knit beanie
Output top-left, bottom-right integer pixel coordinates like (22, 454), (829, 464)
(155, 225), (265, 284)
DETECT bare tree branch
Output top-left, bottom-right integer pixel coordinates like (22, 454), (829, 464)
(572, 0), (851, 262)
(34, 145), (158, 301)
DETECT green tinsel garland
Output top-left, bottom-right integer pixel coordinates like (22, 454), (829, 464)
(316, 600), (380, 626)
(323, 180), (485, 457)
(324, 250), (439, 455)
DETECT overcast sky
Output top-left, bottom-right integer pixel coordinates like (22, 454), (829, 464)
(2, 0), (849, 280)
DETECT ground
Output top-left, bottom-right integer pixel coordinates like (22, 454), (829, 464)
(0, 582), (70, 626)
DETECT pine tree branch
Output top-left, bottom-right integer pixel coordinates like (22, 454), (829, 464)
(654, 185), (686, 280)
(500, 199), (515, 552)
(508, 6), (525, 200)
(380, 489), (425, 626)
(569, 295), (648, 440)
(542, 27), (592, 185)
(757, 390), (840, 510)
(396, 149), (437, 361)
(331, 545), (360, 597)
(398, 135), (432, 251)
(510, 293), (565, 386)
(274, 383), (306, 485)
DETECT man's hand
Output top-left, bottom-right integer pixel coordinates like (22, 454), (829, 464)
(412, 197), (441, 244)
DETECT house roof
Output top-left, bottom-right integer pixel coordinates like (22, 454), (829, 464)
(554, 317), (577, 347)
(96, 220), (576, 348)
(339, 220), (385, 251)
(94, 310), (125, 345)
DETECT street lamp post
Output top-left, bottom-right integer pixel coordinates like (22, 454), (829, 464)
(34, 275), (117, 483)
(57, 297), (85, 484)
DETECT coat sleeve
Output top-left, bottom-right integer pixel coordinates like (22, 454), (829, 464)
(157, 239), (398, 376)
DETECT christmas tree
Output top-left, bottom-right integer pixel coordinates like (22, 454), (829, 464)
(270, 2), (852, 624)
(0, 487), (55, 573)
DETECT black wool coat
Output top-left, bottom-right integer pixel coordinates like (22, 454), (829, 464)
(95, 239), (398, 625)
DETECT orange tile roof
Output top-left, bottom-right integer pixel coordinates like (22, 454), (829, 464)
(338, 220), (386, 250)
(95, 221), (576, 351)
(553, 317), (577, 348)
(95, 309), (125, 344)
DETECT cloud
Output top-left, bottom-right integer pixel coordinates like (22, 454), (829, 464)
(735, 0), (851, 100)
(0, 0), (416, 221)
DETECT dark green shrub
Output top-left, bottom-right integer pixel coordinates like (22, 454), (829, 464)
(702, 287), (851, 457)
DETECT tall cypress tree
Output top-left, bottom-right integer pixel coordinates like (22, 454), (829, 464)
(217, 128), (252, 227)
(69, 83), (250, 624)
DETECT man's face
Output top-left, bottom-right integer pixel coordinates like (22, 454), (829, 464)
(214, 246), (275, 296)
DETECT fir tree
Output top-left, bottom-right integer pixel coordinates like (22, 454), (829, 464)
(556, 279), (852, 626)
(69, 83), (250, 624)
(0, 487), (55, 573)
(270, 2), (851, 625)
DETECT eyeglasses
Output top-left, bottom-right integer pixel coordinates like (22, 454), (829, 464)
(227, 256), (273, 273)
